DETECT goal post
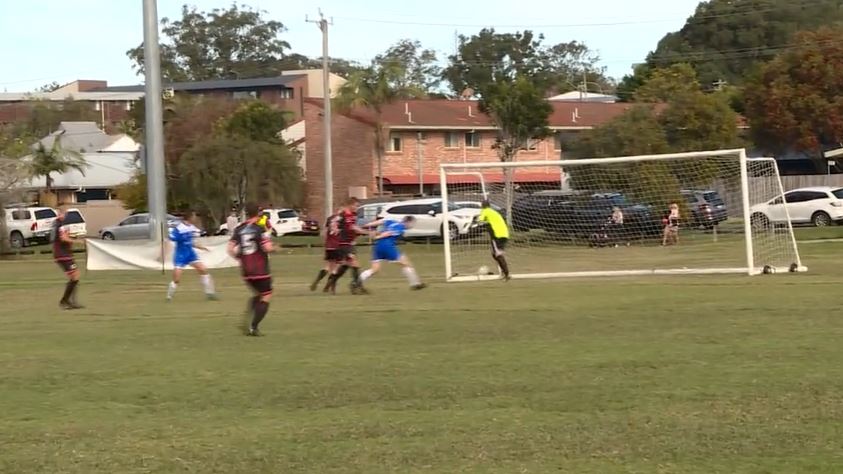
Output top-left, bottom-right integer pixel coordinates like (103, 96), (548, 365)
(440, 148), (805, 282)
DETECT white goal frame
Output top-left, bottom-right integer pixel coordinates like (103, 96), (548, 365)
(440, 148), (806, 282)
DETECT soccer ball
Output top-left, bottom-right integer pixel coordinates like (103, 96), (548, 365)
(478, 265), (490, 276)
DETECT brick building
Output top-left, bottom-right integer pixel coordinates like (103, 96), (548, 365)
(299, 98), (650, 219)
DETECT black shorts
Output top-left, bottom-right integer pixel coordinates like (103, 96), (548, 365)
(245, 277), (273, 296)
(491, 238), (508, 254)
(325, 249), (344, 262)
(56, 259), (78, 274)
(337, 245), (357, 261)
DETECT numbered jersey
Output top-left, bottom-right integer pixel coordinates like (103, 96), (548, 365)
(230, 221), (271, 279)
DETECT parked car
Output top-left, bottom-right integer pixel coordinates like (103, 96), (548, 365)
(379, 198), (480, 240)
(4, 206), (58, 248)
(299, 218), (320, 235)
(681, 189), (728, 228)
(356, 202), (393, 228)
(454, 200), (506, 217)
(217, 208), (303, 236)
(750, 186), (843, 228)
(60, 209), (88, 238)
(511, 191), (662, 239)
(100, 213), (179, 240)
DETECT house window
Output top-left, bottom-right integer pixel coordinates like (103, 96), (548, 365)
(388, 133), (402, 152)
(279, 88), (294, 99)
(554, 133), (563, 151)
(232, 90), (257, 100)
(521, 138), (539, 151)
(444, 132), (459, 148)
(464, 132), (481, 148)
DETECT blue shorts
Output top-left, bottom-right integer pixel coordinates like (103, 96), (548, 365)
(372, 245), (401, 262)
(174, 250), (199, 268)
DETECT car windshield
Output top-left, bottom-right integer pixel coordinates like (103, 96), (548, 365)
(703, 192), (725, 205)
(832, 189), (843, 199)
(606, 194), (628, 206)
(431, 202), (460, 213)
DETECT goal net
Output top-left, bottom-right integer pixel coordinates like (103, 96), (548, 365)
(440, 149), (805, 282)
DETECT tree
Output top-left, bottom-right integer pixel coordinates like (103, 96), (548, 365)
(127, 4), (295, 81)
(745, 27), (843, 157)
(444, 29), (557, 220)
(171, 136), (302, 225)
(373, 39), (441, 94)
(29, 135), (87, 194)
(36, 81), (61, 93)
(633, 64), (701, 103)
(220, 101), (288, 143)
(623, 0), (843, 97)
(659, 91), (742, 152)
(334, 62), (421, 195)
(443, 28), (607, 97)
(26, 99), (99, 138)
(0, 157), (28, 255)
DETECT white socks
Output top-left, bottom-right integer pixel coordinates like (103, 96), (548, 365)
(201, 274), (215, 295)
(359, 269), (374, 283)
(167, 282), (178, 299)
(402, 267), (420, 286)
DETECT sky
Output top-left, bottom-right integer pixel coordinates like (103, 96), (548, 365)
(0, 0), (704, 92)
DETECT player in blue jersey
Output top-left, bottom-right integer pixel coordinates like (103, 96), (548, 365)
(167, 212), (217, 301)
(358, 216), (426, 290)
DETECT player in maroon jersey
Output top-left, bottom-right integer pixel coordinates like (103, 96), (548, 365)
(324, 197), (372, 294)
(52, 211), (83, 310)
(310, 211), (342, 292)
(227, 202), (275, 336)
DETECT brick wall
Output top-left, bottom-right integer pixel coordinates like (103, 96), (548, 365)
(303, 102), (375, 220)
(381, 129), (574, 176)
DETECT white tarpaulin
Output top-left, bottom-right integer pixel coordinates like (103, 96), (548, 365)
(86, 236), (238, 271)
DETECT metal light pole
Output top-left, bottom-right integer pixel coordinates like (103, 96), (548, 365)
(142, 0), (167, 242)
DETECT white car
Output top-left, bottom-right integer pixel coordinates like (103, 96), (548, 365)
(750, 186), (843, 228)
(217, 208), (303, 236)
(379, 198), (480, 240)
(4, 207), (86, 248)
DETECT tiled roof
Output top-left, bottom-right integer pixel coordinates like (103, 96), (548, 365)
(384, 172), (562, 185)
(306, 98), (668, 129)
(94, 76), (300, 93)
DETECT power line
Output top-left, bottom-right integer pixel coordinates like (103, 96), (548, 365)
(332, 0), (826, 29)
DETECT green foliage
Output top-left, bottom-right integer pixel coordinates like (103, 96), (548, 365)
(171, 135), (302, 225)
(444, 28), (608, 97)
(633, 64), (701, 103)
(373, 39), (442, 94)
(647, 0), (843, 87)
(660, 91), (742, 152)
(219, 101), (288, 143)
(28, 136), (87, 192)
(113, 172), (148, 212)
(480, 77), (553, 162)
(127, 4), (295, 81)
(26, 99), (99, 138)
(35, 81), (61, 93)
(745, 26), (843, 155)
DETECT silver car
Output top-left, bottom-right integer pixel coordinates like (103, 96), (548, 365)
(99, 213), (178, 240)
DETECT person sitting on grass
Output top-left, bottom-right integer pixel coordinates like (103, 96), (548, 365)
(662, 202), (680, 246)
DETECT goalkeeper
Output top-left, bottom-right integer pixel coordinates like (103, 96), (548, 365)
(477, 200), (511, 281)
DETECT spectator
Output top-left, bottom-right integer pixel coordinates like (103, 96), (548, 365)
(662, 202), (680, 246)
(609, 206), (627, 246)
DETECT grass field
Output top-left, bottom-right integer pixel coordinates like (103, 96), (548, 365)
(3, 231), (843, 473)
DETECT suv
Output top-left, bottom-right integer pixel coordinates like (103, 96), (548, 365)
(512, 191), (662, 239)
(217, 209), (303, 236)
(681, 190), (728, 228)
(379, 198), (480, 240)
(750, 186), (843, 228)
(5, 206), (59, 248)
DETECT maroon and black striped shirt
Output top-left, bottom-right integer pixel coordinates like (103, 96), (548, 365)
(230, 220), (271, 279)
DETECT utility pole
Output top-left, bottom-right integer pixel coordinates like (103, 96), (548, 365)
(307, 11), (333, 222)
(142, 0), (167, 243)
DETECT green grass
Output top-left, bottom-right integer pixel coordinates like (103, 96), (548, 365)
(3, 239), (843, 473)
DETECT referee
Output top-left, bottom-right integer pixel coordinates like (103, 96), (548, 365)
(477, 200), (511, 281)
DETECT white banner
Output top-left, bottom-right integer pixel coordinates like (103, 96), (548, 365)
(85, 236), (239, 271)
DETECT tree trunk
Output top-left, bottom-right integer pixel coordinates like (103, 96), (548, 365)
(0, 202), (9, 258)
(375, 124), (385, 196)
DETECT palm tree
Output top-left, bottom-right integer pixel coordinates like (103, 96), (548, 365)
(30, 134), (87, 195)
(334, 61), (422, 196)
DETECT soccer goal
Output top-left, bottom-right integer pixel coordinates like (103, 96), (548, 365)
(440, 148), (805, 282)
